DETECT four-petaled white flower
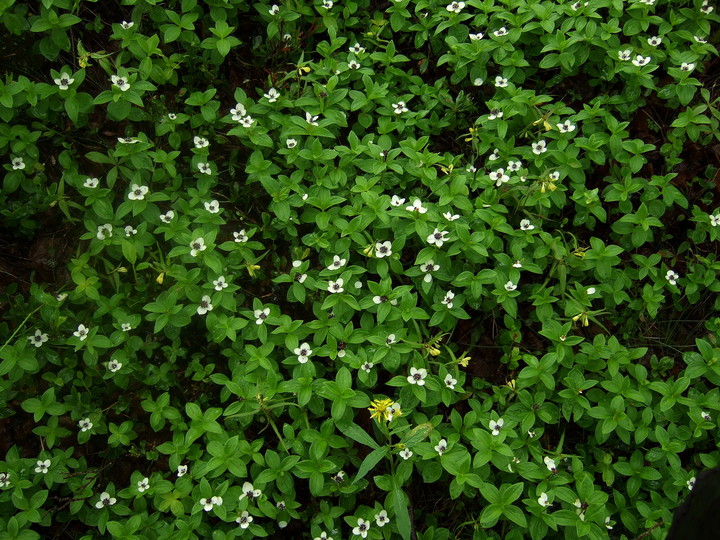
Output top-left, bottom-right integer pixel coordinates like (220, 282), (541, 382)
(160, 210), (174, 223)
(490, 168), (509, 187)
(168, 113), (177, 120)
(647, 36), (662, 47)
(444, 211), (460, 221)
(665, 269), (679, 285)
(323, 0), (334, 8)
(513, 260), (523, 268)
(189, 237), (206, 257)
(407, 366), (427, 386)
(406, 199), (427, 213)
(504, 281), (517, 291)
(177, 465), (188, 477)
(128, 184), (149, 201)
(700, 0), (713, 14)
(488, 148), (500, 161)
(375, 510), (390, 527)
(54, 72), (74, 90)
(239, 115), (254, 128)
(328, 279), (344, 293)
(328, 254), (347, 270)
(493, 27), (508, 37)
(444, 373), (457, 390)
(107, 359), (122, 373)
(204, 200), (220, 214)
(710, 214), (720, 226)
(197, 162), (212, 175)
(633, 54), (651, 67)
(95, 492), (116, 508)
(538, 492), (551, 507)
(137, 477), (150, 492)
(441, 290), (455, 309)
(118, 137), (140, 144)
(35, 459), (51, 474)
(121, 323), (132, 331)
(520, 219), (535, 231)
(306, 112), (320, 126)
(197, 295), (213, 315)
(494, 76), (508, 87)
(421, 260), (439, 283)
(353, 517), (371, 538)
(28, 329), (49, 348)
(532, 140), (547, 155)
(194, 136), (209, 148)
(507, 160), (522, 171)
(264, 88), (280, 102)
(361, 361), (374, 373)
(701, 411), (712, 421)
(97, 224), (113, 240)
(269, 5), (279, 15)
(680, 62), (695, 72)
(446, 1), (465, 13)
(200, 495), (222, 511)
(213, 276), (228, 291)
(348, 60), (361, 69)
(349, 43), (366, 54)
(239, 481), (262, 500)
(124, 225), (137, 236)
(231, 103), (246, 121)
(78, 417), (93, 432)
(234, 230), (248, 243)
(687, 477), (696, 490)
(488, 108), (503, 120)
(236, 510), (253, 529)
(391, 195), (406, 207)
(392, 101), (409, 114)
(111, 74), (130, 91)
(489, 418), (504, 435)
(294, 343), (313, 364)
(84, 177), (99, 188)
(544, 456), (557, 472)
(470, 32), (484, 41)
(121, 21), (134, 29)
(386, 334), (397, 346)
(375, 241), (392, 258)
(0, 472), (9, 488)
(618, 49), (632, 61)
(557, 120), (576, 133)
(427, 228), (450, 247)
(74, 324), (90, 341)
(435, 439), (447, 455)
(254, 307), (270, 324)
(286, 138), (297, 149)
(400, 448), (413, 460)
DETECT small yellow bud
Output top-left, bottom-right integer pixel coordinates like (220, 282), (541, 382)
(156, 272), (165, 284)
(117, 267), (128, 273)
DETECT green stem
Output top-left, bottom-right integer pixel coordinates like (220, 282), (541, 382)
(0, 306), (42, 354)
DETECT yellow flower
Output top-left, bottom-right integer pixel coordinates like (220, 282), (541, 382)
(457, 354), (470, 367)
(428, 346), (441, 356)
(368, 399), (401, 422)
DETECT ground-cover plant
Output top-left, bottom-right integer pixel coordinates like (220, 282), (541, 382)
(1, 0), (720, 538)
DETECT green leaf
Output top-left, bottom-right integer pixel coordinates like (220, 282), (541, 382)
(353, 446), (388, 484)
(335, 422), (379, 449)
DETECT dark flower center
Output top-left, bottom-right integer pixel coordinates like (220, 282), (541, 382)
(434, 233), (442, 239)
(413, 373), (421, 380)
(61, 78), (68, 85)
(200, 301), (208, 308)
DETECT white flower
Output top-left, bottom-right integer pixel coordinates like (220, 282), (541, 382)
(107, 359), (122, 373)
(469, 32), (484, 40)
(239, 115), (254, 128)
(406, 199), (427, 213)
(520, 219), (534, 231)
(323, 0), (334, 8)
(488, 148), (500, 161)
(435, 439), (447, 455)
(489, 418), (504, 435)
(386, 334), (397, 346)
(28, 329), (49, 348)
(233, 230), (248, 243)
(444, 373), (457, 389)
(264, 88), (280, 102)
(124, 225), (137, 236)
(349, 43), (366, 54)
(618, 49), (632, 61)
(490, 168), (509, 186)
(446, 1), (465, 13)
(391, 195), (406, 207)
(315, 533), (333, 540)
(54, 72), (74, 90)
(687, 477), (696, 490)
(574, 499), (586, 521)
(666, 269), (679, 285)
(427, 229), (449, 247)
(78, 417), (93, 432)
(586, 287), (596, 294)
(375, 510), (390, 527)
(360, 361), (374, 373)
(269, 4), (279, 15)
(538, 492), (551, 507)
(494, 76), (508, 88)
(392, 101), (409, 114)
(177, 465), (188, 477)
(286, 138), (297, 149)
(167, 113), (177, 120)
(117, 137), (140, 144)
(532, 140), (547, 155)
(701, 2), (713, 14)
(605, 516), (614, 530)
(204, 200), (220, 214)
(441, 290), (455, 309)
(189, 237), (206, 257)
(709, 214), (720, 226)
(488, 108), (503, 121)
(128, 184), (149, 201)
(230, 103), (246, 121)
(84, 177), (99, 188)
(236, 510), (253, 528)
(473, 77), (484, 86)
(399, 448), (413, 460)
(137, 477), (150, 492)
(254, 307), (270, 324)
(239, 481), (262, 500)
(160, 210), (174, 223)
(213, 276), (228, 291)
(194, 136), (209, 148)
(407, 367), (427, 386)
(200, 495), (222, 511)
(701, 411), (712, 421)
(111, 74), (130, 91)
(557, 120), (576, 133)
(444, 211), (460, 221)
(294, 343), (313, 364)
(95, 492), (116, 508)
(633, 54), (651, 67)
(74, 324), (90, 341)
(328, 279), (344, 293)
(680, 62), (695, 72)
(549, 171), (560, 181)
(328, 254), (347, 270)
(507, 160), (522, 171)
(96, 224), (113, 240)
(0, 472), (9, 488)
(493, 27), (508, 37)
(197, 295), (213, 315)
(421, 260), (439, 283)
(695, 35), (708, 43)
(504, 281), (517, 291)
(544, 456), (557, 472)
(375, 241), (392, 258)
(306, 112), (320, 126)
(348, 60), (361, 69)
(513, 260), (523, 268)
(197, 162), (212, 175)
(353, 517), (370, 538)
(121, 21), (134, 29)
(35, 459), (51, 474)
(121, 323), (132, 331)
(647, 36), (662, 47)
(296, 273), (307, 283)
